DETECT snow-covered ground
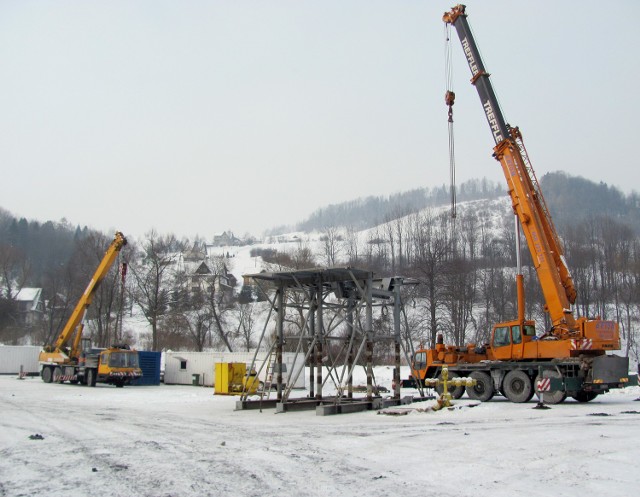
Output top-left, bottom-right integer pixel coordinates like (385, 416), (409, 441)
(2, 369), (640, 497)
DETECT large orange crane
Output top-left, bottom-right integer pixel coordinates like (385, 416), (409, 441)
(404, 5), (636, 403)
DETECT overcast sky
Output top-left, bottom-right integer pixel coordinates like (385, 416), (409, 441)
(1, 1), (639, 240)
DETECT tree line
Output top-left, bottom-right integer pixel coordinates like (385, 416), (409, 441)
(267, 177), (505, 234)
(248, 197), (640, 366)
(324, 202), (639, 364)
(0, 213), (247, 352)
(1, 173), (639, 364)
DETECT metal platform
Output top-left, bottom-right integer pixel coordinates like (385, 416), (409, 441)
(237, 267), (421, 415)
(236, 394), (433, 415)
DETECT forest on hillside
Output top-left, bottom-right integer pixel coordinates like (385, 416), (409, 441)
(270, 174), (640, 235)
(1, 173), (639, 364)
(540, 172), (640, 231)
(266, 177), (505, 234)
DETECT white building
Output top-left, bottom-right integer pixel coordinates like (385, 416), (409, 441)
(164, 350), (305, 389)
(0, 345), (41, 374)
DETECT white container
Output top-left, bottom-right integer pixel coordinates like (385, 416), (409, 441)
(164, 350), (305, 389)
(0, 345), (41, 374)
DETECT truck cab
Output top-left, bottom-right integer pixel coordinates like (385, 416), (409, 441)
(93, 347), (141, 387)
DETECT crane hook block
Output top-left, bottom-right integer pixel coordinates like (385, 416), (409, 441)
(445, 90), (456, 107)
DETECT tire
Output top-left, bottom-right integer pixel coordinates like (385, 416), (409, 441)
(41, 367), (53, 383)
(571, 391), (598, 403)
(466, 371), (494, 402)
(502, 370), (534, 403)
(534, 370), (567, 405)
(115, 380), (124, 388)
(435, 371), (465, 399)
(52, 366), (63, 383)
(87, 369), (97, 387)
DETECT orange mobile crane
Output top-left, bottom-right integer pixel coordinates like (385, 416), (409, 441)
(404, 5), (637, 403)
(39, 232), (142, 387)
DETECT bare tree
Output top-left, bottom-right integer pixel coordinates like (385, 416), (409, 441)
(184, 305), (212, 352)
(410, 211), (452, 347)
(129, 231), (180, 351)
(393, 212), (408, 272)
(235, 302), (258, 351)
(365, 228), (388, 272)
(344, 225), (360, 266)
(204, 255), (236, 351)
(167, 270), (212, 352)
(383, 214), (396, 273)
(38, 262), (75, 346)
(320, 226), (342, 267)
(442, 213), (479, 346)
(563, 222), (597, 319)
(290, 240), (316, 269)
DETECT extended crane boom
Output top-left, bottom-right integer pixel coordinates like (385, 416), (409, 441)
(444, 4), (577, 332)
(39, 231), (141, 387)
(51, 231), (127, 358)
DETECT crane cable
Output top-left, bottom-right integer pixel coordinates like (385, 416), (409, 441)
(116, 254), (127, 343)
(444, 22), (456, 220)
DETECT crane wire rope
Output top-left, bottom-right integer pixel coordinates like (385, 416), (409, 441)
(444, 22), (460, 260)
(444, 22), (456, 221)
(116, 253), (127, 344)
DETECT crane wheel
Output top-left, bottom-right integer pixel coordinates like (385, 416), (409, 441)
(571, 391), (598, 403)
(87, 369), (97, 387)
(52, 366), (63, 383)
(502, 370), (534, 403)
(534, 370), (566, 404)
(466, 371), (494, 402)
(41, 367), (53, 383)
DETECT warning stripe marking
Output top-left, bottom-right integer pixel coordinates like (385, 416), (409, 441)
(571, 339), (593, 350)
(536, 378), (551, 392)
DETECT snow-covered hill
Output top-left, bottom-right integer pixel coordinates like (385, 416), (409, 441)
(223, 196), (511, 284)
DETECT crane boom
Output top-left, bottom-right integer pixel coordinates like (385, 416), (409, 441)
(52, 231), (127, 357)
(444, 5), (577, 331)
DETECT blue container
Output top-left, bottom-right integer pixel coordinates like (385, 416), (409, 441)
(131, 351), (161, 386)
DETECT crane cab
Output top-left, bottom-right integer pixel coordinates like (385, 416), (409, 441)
(489, 320), (536, 361)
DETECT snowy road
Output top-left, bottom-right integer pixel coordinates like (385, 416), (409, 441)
(1, 375), (639, 497)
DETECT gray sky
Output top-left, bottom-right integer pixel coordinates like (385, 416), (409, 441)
(2, 1), (639, 239)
